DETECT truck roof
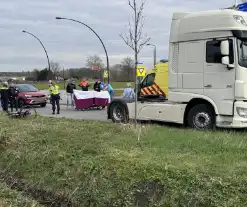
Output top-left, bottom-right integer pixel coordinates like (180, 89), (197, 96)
(170, 9), (247, 42)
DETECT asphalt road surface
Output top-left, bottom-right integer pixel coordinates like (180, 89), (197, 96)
(1, 90), (120, 122)
(36, 104), (109, 121)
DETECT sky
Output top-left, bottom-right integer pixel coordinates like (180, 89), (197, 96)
(0, 0), (235, 72)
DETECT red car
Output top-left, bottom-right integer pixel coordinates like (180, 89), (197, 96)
(15, 84), (47, 107)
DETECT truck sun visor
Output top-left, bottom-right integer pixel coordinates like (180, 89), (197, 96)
(232, 30), (247, 39)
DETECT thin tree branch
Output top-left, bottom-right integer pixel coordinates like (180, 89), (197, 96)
(137, 36), (151, 54)
(120, 33), (135, 51)
(122, 0), (150, 54)
(128, 0), (135, 10)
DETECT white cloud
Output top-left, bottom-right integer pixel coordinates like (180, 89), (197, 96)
(0, 0), (232, 71)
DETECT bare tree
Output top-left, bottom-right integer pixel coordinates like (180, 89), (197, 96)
(86, 55), (104, 69)
(85, 55), (105, 80)
(50, 61), (61, 79)
(120, 0), (150, 127)
(121, 57), (135, 81)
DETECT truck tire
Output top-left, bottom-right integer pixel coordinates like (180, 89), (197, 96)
(110, 103), (128, 123)
(187, 104), (215, 130)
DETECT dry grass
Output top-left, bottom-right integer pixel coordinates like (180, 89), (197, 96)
(0, 182), (42, 207)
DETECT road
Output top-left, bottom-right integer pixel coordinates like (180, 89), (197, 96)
(39, 90), (113, 121)
(36, 104), (109, 121)
(1, 90), (119, 121)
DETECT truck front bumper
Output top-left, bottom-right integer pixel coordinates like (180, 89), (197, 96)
(216, 101), (247, 128)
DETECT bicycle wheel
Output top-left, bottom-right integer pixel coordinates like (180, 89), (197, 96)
(19, 105), (37, 119)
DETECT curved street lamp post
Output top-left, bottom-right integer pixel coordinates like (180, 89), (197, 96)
(55, 17), (110, 83)
(22, 30), (51, 79)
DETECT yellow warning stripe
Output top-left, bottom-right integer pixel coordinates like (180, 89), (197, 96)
(141, 82), (166, 97)
(152, 84), (161, 95)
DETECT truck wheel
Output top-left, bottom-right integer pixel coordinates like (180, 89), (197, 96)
(110, 103), (128, 123)
(187, 104), (215, 130)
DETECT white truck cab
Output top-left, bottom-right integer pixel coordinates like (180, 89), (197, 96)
(108, 9), (247, 129)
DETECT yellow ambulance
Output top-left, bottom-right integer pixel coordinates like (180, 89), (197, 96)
(139, 60), (168, 99)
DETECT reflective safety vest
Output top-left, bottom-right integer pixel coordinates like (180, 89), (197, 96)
(0, 86), (8, 90)
(49, 85), (59, 95)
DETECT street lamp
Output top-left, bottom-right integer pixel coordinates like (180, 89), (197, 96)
(55, 17), (110, 83)
(22, 30), (51, 79)
(146, 43), (156, 67)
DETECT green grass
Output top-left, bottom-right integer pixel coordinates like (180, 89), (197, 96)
(33, 81), (128, 90)
(1, 115), (247, 206)
(0, 182), (42, 207)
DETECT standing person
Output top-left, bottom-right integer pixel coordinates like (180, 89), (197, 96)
(0, 82), (9, 112)
(8, 82), (18, 112)
(49, 81), (60, 115)
(48, 80), (52, 104)
(93, 79), (102, 92)
(79, 78), (90, 91)
(122, 83), (135, 100)
(66, 79), (76, 108)
(104, 83), (114, 100)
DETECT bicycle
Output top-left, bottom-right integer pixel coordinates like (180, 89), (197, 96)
(7, 105), (37, 119)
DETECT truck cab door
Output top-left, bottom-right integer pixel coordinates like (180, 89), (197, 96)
(204, 38), (235, 115)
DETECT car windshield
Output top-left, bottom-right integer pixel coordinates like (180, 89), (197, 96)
(237, 39), (247, 67)
(17, 84), (39, 92)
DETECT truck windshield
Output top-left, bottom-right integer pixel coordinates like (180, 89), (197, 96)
(237, 39), (247, 67)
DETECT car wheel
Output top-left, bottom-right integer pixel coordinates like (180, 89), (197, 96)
(18, 99), (25, 108)
(110, 103), (128, 123)
(187, 104), (215, 130)
(40, 103), (47, 107)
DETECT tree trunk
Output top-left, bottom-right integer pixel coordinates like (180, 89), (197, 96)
(134, 0), (138, 128)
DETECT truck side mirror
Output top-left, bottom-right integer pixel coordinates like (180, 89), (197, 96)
(222, 56), (229, 65)
(220, 40), (229, 56)
(222, 56), (234, 70)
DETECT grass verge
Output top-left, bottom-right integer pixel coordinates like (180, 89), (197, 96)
(1, 114), (247, 206)
(0, 182), (42, 207)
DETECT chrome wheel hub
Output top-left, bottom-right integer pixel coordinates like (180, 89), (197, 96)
(193, 112), (210, 128)
(113, 107), (124, 121)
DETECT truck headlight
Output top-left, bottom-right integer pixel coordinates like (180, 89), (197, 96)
(233, 15), (247, 26)
(237, 107), (247, 117)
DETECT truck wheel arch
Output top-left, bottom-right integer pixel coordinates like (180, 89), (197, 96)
(183, 98), (217, 126)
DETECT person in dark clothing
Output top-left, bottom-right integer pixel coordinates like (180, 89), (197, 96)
(0, 82), (9, 112)
(66, 80), (76, 108)
(66, 80), (76, 94)
(94, 79), (103, 92)
(8, 83), (19, 112)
